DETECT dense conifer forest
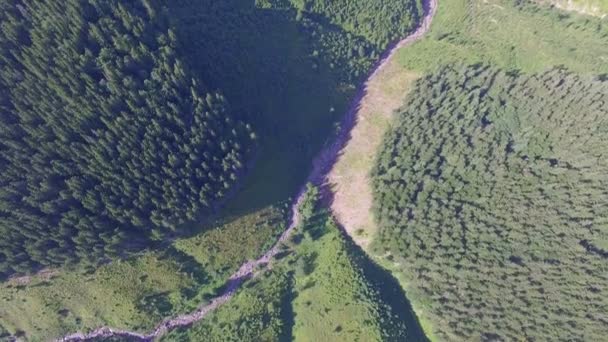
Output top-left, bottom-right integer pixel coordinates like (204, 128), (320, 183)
(0, 0), (254, 277)
(372, 65), (608, 341)
(4, 0), (608, 340)
(291, 0), (421, 47)
(0, 0), (422, 279)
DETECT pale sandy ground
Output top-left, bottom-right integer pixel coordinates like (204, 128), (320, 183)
(538, 0), (607, 17)
(328, 60), (419, 249)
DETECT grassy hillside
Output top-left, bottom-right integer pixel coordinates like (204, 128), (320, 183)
(162, 268), (294, 342)
(1, 254), (197, 339)
(398, 0), (608, 73)
(372, 65), (608, 341)
(290, 215), (426, 342)
(0, 206), (284, 340)
(163, 205), (426, 341)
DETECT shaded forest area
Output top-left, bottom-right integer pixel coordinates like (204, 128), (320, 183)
(162, 190), (426, 342)
(0, 0), (255, 278)
(372, 65), (608, 341)
(291, 0), (422, 47)
(168, 0), (421, 143)
(0, 0), (421, 280)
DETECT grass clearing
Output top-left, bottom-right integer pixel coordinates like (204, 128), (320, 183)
(291, 220), (386, 342)
(161, 270), (294, 342)
(0, 205), (285, 341)
(398, 0), (608, 73)
(174, 205), (286, 279)
(0, 254), (196, 340)
(290, 215), (423, 342)
(164, 208), (427, 341)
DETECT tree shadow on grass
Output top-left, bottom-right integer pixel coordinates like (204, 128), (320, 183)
(341, 226), (430, 342)
(278, 274), (296, 342)
(161, 246), (210, 289)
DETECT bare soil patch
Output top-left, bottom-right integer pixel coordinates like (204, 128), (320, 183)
(8, 269), (58, 286)
(327, 61), (419, 249)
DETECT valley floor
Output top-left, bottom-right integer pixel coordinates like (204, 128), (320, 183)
(44, 0), (440, 340)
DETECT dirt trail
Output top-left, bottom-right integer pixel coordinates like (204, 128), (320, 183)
(55, 1), (437, 341)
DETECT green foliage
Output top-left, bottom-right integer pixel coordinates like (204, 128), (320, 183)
(162, 269), (294, 342)
(174, 205), (286, 279)
(0, 0), (254, 277)
(0, 325), (8, 339)
(0, 253), (198, 340)
(398, 0), (608, 73)
(291, 0), (422, 47)
(296, 13), (378, 83)
(372, 65), (608, 341)
(291, 217), (425, 341)
(284, 0), (422, 82)
(0, 205), (283, 340)
(298, 183), (319, 224)
(0, 0), (425, 338)
(0, 0), (424, 278)
(166, 210), (427, 341)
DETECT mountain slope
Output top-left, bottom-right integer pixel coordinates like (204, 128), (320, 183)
(0, 0), (253, 277)
(372, 65), (608, 341)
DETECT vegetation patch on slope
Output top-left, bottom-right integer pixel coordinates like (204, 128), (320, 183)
(160, 265), (294, 342)
(0, 204), (285, 341)
(290, 215), (424, 342)
(372, 65), (608, 341)
(163, 192), (426, 341)
(397, 0), (608, 73)
(0, 253), (197, 339)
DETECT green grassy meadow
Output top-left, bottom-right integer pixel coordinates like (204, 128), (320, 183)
(163, 208), (427, 341)
(0, 206), (284, 340)
(398, 0), (608, 73)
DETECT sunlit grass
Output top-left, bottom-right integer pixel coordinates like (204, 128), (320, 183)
(398, 0), (608, 73)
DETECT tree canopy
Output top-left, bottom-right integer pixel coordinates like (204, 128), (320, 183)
(0, 0), (254, 277)
(291, 0), (421, 47)
(372, 65), (608, 341)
